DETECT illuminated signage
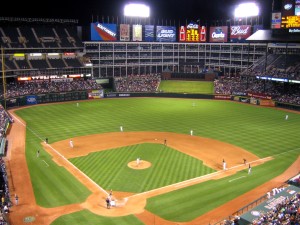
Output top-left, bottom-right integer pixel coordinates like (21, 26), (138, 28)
(17, 77), (31, 81)
(29, 53), (42, 56)
(132, 25), (142, 41)
(64, 52), (75, 56)
(209, 26), (228, 42)
(120, 24), (130, 41)
(230, 25), (251, 42)
(271, 12), (282, 29)
(91, 23), (117, 41)
(156, 26), (176, 42)
(145, 25), (154, 42)
(281, 15), (300, 28)
(179, 22), (202, 42)
(14, 53), (25, 57)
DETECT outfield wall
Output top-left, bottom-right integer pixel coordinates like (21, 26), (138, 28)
(1, 91), (300, 111)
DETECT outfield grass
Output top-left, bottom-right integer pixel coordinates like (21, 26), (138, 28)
(158, 80), (214, 94)
(70, 143), (215, 193)
(14, 98), (300, 223)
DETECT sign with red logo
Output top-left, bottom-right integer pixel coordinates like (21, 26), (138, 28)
(230, 25), (251, 42)
(179, 22), (202, 42)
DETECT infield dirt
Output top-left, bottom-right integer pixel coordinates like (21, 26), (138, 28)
(5, 110), (300, 225)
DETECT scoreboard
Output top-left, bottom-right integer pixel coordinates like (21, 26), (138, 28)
(281, 15), (300, 28)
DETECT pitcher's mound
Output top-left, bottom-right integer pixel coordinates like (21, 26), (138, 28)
(128, 160), (152, 170)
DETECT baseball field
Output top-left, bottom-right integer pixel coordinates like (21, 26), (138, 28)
(7, 98), (300, 225)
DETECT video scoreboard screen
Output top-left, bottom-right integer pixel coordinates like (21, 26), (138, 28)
(281, 15), (300, 28)
(280, 0), (300, 29)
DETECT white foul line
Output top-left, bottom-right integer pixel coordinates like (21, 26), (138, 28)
(42, 160), (49, 167)
(11, 114), (109, 196)
(229, 176), (246, 183)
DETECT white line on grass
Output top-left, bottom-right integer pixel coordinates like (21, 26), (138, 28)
(12, 114), (109, 196)
(42, 160), (49, 167)
(229, 176), (246, 183)
(128, 156), (273, 200)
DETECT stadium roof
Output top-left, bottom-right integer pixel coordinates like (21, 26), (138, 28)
(247, 29), (300, 43)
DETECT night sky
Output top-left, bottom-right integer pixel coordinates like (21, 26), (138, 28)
(3, 0), (280, 26)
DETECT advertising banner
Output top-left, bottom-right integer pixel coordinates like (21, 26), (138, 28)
(120, 24), (130, 41)
(91, 23), (117, 41)
(26, 95), (37, 105)
(214, 95), (231, 100)
(186, 22), (200, 42)
(145, 25), (154, 42)
(132, 25), (142, 41)
(271, 12), (282, 29)
(88, 90), (104, 99)
(179, 26), (186, 41)
(230, 25), (251, 42)
(156, 26), (176, 42)
(248, 92), (272, 100)
(199, 26), (207, 42)
(209, 26), (228, 42)
(259, 99), (275, 106)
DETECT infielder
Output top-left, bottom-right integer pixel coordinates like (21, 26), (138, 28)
(248, 164), (252, 174)
(190, 130), (193, 136)
(223, 159), (227, 170)
(70, 140), (74, 148)
(120, 126), (123, 132)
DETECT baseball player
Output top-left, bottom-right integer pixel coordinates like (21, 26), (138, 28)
(223, 159), (227, 170)
(285, 114), (288, 120)
(70, 140), (74, 148)
(190, 130), (193, 136)
(136, 157), (140, 166)
(248, 164), (252, 174)
(120, 126), (123, 132)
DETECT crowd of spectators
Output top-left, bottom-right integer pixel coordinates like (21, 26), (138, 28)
(251, 191), (300, 225)
(0, 158), (9, 225)
(0, 106), (11, 141)
(214, 77), (300, 105)
(242, 54), (300, 81)
(114, 74), (161, 92)
(0, 79), (103, 99)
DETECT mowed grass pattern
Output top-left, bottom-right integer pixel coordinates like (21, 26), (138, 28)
(70, 143), (214, 193)
(14, 98), (300, 224)
(158, 80), (214, 94)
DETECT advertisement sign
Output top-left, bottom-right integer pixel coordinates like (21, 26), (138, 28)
(120, 24), (130, 41)
(156, 26), (176, 42)
(199, 26), (207, 42)
(88, 90), (104, 99)
(230, 25), (251, 42)
(91, 23), (117, 41)
(271, 12), (282, 29)
(259, 99), (275, 106)
(214, 95), (231, 100)
(145, 25), (154, 42)
(209, 26), (228, 42)
(248, 92), (272, 100)
(186, 22), (200, 42)
(179, 26), (186, 41)
(26, 95), (37, 105)
(132, 25), (142, 41)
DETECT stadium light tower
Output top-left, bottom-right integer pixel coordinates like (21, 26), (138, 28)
(124, 3), (150, 17)
(234, 2), (259, 18)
